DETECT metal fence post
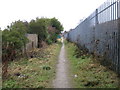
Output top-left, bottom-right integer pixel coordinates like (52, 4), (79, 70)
(118, 0), (120, 75)
(95, 9), (99, 25)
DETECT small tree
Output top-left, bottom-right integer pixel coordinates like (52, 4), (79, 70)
(48, 18), (63, 42)
(29, 17), (64, 45)
(29, 18), (49, 47)
(2, 20), (28, 78)
(50, 17), (63, 33)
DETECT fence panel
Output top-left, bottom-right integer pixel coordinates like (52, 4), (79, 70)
(66, 0), (120, 74)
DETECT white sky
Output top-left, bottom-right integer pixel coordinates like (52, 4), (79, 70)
(0, 0), (106, 31)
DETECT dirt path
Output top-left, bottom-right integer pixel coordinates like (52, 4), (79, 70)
(53, 38), (72, 88)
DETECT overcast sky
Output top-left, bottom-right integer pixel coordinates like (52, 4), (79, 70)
(0, 0), (106, 31)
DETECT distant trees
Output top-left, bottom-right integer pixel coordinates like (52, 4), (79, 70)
(49, 18), (63, 43)
(28, 17), (63, 47)
(29, 18), (49, 47)
(50, 17), (63, 33)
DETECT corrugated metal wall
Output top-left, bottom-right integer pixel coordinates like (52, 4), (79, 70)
(66, 0), (120, 74)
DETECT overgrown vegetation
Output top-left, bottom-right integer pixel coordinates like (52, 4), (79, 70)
(2, 21), (29, 78)
(2, 17), (63, 78)
(28, 17), (63, 47)
(65, 40), (119, 88)
(2, 21), (28, 59)
(3, 42), (62, 88)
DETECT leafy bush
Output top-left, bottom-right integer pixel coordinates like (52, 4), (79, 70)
(2, 21), (29, 78)
(46, 39), (53, 45)
(28, 17), (63, 46)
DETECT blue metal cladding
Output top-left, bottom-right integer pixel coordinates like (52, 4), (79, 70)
(66, 0), (120, 74)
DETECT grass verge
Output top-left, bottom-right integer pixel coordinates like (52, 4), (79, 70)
(2, 42), (62, 88)
(65, 40), (119, 88)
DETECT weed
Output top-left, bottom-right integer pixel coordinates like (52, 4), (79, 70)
(3, 43), (62, 88)
(65, 40), (119, 88)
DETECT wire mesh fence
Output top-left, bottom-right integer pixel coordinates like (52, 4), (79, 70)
(66, 0), (120, 74)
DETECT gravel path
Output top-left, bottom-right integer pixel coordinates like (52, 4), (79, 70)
(53, 38), (72, 88)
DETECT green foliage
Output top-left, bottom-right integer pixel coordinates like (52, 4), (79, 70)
(29, 18), (49, 41)
(10, 20), (28, 34)
(46, 39), (53, 45)
(2, 20), (28, 62)
(50, 17), (63, 33)
(49, 33), (58, 43)
(2, 17), (64, 61)
(29, 17), (63, 45)
(2, 17), (63, 79)
(48, 18), (63, 43)
(2, 26), (28, 49)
